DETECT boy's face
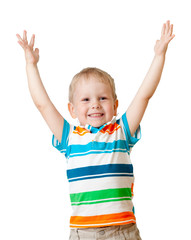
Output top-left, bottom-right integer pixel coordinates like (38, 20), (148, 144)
(68, 76), (118, 127)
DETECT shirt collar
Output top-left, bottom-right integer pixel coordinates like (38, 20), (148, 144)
(84, 116), (117, 133)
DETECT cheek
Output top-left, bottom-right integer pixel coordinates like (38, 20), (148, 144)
(76, 105), (88, 115)
(105, 104), (114, 115)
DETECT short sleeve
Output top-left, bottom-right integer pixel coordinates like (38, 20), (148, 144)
(52, 119), (71, 156)
(121, 113), (141, 151)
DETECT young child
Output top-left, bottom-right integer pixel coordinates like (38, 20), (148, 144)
(16, 20), (175, 240)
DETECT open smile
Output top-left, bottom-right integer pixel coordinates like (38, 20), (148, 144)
(88, 113), (104, 118)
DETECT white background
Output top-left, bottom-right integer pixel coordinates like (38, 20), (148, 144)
(1, 0), (191, 239)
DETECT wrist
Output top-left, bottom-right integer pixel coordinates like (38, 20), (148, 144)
(154, 48), (168, 57)
(26, 62), (38, 69)
(154, 53), (166, 60)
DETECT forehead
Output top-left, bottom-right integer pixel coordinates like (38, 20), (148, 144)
(76, 75), (111, 90)
(78, 73), (108, 83)
(73, 76), (112, 98)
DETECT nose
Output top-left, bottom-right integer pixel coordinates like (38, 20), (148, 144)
(91, 100), (101, 109)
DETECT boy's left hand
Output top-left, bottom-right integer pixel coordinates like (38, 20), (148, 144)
(154, 20), (175, 56)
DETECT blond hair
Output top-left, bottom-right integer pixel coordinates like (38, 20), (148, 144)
(69, 67), (117, 103)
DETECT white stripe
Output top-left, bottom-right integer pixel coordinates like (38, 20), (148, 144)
(60, 149), (66, 153)
(67, 152), (132, 170)
(72, 196), (132, 205)
(69, 176), (134, 194)
(69, 148), (127, 157)
(70, 218), (135, 227)
(69, 172), (133, 181)
(71, 200), (134, 216)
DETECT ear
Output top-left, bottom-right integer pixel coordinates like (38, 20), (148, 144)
(114, 99), (118, 116)
(68, 102), (77, 119)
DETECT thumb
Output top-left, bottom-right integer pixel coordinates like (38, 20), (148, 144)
(35, 48), (39, 54)
(156, 40), (160, 44)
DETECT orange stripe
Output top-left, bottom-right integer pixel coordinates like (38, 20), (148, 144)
(73, 127), (90, 136)
(70, 211), (136, 228)
(131, 183), (134, 197)
(73, 123), (120, 136)
(100, 123), (121, 135)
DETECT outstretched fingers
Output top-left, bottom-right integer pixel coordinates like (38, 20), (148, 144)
(16, 33), (25, 49)
(23, 30), (28, 43)
(167, 22), (175, 42)
(169, 24), (175, 39)
(161, 21), (170, 36)
(29, 34), (35, 48)
(16, 31), (27, 48)
(16, 30), (36, 50)
(16, 30), (39, 64)
(165, 20), (170, 35)
(161, 20), (175, 43)
(161, 23), (166, 36)
(154, 20), (175, 55)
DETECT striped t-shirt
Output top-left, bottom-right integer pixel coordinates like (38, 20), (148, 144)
(52, 113), (141, 228)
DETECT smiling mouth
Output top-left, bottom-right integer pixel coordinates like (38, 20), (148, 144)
(88, 113), (104, 118)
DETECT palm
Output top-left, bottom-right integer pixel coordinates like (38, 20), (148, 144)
(25, 46), (39, 64)
(16, 31), (39, 64)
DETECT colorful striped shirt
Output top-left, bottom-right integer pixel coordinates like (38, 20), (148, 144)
(52, 113), (141, 228)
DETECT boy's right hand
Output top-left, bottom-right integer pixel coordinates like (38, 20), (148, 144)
(16, 31), (39, 65)
(17, 31), (64, 143)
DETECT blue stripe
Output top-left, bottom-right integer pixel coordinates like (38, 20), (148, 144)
(67, 164), (133, 180)
(62, 119), (70, 147)
(85, 123), (108, 133)
(122, 113), (141, 148)
(52, 119), (70, 152)
(68, 173), (134, 182)
(68, 140), (128, 158)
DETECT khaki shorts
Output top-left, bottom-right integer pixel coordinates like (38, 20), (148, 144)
(69, 223), (142, 240)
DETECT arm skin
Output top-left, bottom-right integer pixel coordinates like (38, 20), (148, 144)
(16, 31), (64, 142)
(126, 20), (175, 136)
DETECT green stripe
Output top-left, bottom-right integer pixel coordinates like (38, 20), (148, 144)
(70, 188), (132, 204)
(71, 197), (132, 206)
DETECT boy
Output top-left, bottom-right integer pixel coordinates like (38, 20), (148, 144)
(16, 20), (175, 240)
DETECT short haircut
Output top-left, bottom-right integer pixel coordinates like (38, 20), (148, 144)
(69, 67), (117, 103)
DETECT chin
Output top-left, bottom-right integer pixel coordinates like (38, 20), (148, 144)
(91, 121), (106, 128)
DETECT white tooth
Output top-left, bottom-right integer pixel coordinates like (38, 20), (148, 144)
(90, 114), (102, 117)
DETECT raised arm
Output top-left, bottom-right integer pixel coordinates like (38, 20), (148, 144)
(126, 21), (175, 136)
(16, 31), (64, 142)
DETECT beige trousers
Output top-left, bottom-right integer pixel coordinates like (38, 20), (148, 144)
(69, 223), (142, 240)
